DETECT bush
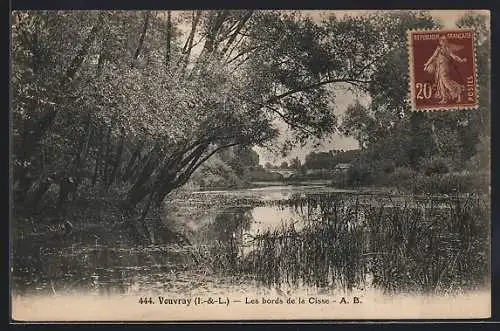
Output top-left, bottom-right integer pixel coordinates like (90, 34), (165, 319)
(421, 157), (451, 176)
(346, 162), (375, 186)
(381, 162), (395, 174)
(388, 167), (416, 182)
(411, 172), (490, 194)
(191, 158), (246, 189)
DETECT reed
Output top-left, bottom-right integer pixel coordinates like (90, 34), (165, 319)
(204, 193), (490, 294)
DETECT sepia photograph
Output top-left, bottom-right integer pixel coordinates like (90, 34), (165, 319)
(10, 9), (491, 321)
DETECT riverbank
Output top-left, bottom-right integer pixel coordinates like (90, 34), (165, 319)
(192, 179), (334, 192)
(190, 170), (490, 196)
(12, 183), (490, 301)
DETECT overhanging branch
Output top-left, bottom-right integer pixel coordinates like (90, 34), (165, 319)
(171, 142), (239, 189)
(266, 77), (372, 104)
(263, 104), (315, 136)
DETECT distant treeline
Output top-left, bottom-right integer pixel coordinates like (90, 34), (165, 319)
(263, 149), (359, 171)
(190, 148), (363, 188)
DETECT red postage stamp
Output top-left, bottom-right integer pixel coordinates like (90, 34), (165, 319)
(407, 28), (478, 111)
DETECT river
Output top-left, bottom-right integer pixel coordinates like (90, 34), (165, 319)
(11, 183), (489, 297)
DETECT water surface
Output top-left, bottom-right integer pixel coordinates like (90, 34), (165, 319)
(12, 184), (489, 296)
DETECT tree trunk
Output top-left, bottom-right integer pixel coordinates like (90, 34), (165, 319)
(92, 125), (103, 186)
(139, 192), (156, 223)
(15, 15), (104, 197)
(124, 144), (161, 209)
(132, 11), (151, 67)
(15, 110), (58, 197)
(61, 115), (94, 205)
(220, 11), (253, 58)
(125, 181), (154, 212)
(178, 10), (201, 74)
(165, 10), (172, 68)
(101, 124), (113, 188)
(122, 144), (142, 181)
(192, 10), (229, 75)
(106, 127), (125, 188)
(61, 15), (104, 85)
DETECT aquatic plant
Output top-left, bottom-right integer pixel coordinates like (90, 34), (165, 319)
(207, 193), (490, 294)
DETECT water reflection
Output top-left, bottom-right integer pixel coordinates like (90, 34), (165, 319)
(249, 206), (301, 234)
(210, 207), (252, 243)
(12, 242), (199, 296)
(12, 186), (490, 296)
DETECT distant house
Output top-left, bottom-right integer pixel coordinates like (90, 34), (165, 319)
(331, 163), (351, 186)
(334, 163), (351, 173)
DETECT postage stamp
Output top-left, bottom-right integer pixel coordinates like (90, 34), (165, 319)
(408, 28), (478, 111)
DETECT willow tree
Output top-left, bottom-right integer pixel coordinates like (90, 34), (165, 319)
(12, 10), (398, 220)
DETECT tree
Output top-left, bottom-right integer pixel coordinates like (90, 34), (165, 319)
(11, 10), (424, 223)
(454, 13), (491, 167)
(304, 151), (336, 169)
(340, 11), (490, 175)
(340, 101), (375, 150)
(218, 145), (260, 175)
(280, 161), (289, 169)
(290, 157), (301, 169)
(233, 146), (260, 168)
(264, 162), (273, 169)
(333, 149), (359, 164)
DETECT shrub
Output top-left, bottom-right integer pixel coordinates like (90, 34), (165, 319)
(388, 167), (416, 182)
(421, 157), (451, 176)
(381, 162), (395, 174)
(243, 168), (284, 182)
(191, 157), (246, 189)
(346, 162), (375, 186)
(412, 172), (490, 194)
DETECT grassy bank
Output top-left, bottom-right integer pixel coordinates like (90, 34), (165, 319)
(195, 193), (490, 294)
(333, 167), (490, 195)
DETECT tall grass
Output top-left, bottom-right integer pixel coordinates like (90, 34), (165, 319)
(203, 193), (490, 295)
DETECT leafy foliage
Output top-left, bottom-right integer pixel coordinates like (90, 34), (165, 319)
(341, 12), (490, 187)
(12, 10), (489, 221)
(13, 10), (396, 219)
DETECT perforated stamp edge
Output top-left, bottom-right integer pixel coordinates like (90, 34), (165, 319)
(406, 28), (480, 112)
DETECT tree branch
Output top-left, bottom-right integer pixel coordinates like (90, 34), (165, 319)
(132, 11), (151, 67)
(191, 10), (230, 76)
(61, 13), (104, 85)
(226, 44), (263, 65)
(171, 142), (240, 189)
(178, 10), (201, 73)
(224, 31), (246, 63)
(200, 10), (230, 56)
(220, 11), (253, 57)
(266, 77), (372, 104)
(263, 104), (315, 136)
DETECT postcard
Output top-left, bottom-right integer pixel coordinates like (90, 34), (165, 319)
(10, 9), (491, 321)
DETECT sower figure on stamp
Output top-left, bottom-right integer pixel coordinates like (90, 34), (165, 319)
(424, 35), (467, 104)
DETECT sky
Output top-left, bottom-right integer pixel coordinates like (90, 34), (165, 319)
(254, 86), (369, 165)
